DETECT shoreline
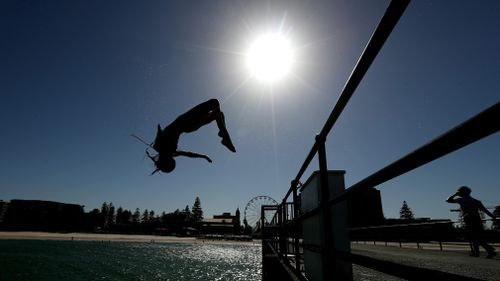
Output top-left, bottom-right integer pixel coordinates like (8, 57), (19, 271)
(0, 231), (260, 245)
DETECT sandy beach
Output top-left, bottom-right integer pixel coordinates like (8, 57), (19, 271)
(0, 231), (259, 245)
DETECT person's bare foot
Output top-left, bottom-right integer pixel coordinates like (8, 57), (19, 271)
(219, 130), (236, 152)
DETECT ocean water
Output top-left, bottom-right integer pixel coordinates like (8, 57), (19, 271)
(0, 240), (262, 281)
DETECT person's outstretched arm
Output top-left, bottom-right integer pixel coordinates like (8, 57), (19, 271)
(175, 150), (212, 163)
(478, 202), (496, 219)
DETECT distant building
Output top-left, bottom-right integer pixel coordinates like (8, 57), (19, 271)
(1, 199), (84, 231)
(347, 187), (385, 227)
(201, 209), (241, 234)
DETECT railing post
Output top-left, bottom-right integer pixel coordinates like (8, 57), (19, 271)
(277, 204), (284, 259)
(295, 135), (353, 281)
(301, 168), (353, 281)
(292, 181), (301, 272)
(281, 202), (287, 260)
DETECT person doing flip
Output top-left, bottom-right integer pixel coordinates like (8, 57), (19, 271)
(137, 99), (236, 174)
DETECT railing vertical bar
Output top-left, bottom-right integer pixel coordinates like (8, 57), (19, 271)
(278, 204), (283, 259)
(292, 182), (301, 272)
(283, 203), (287, 258)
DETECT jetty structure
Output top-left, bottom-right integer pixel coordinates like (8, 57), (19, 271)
(259, 0), (500, 280)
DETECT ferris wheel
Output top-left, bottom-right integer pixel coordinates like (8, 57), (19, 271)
(244, 196), (279, 228)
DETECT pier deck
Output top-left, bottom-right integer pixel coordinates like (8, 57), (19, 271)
(352, 243), (500, 281)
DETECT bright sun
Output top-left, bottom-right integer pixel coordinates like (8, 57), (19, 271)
(246, 33), (293, 83)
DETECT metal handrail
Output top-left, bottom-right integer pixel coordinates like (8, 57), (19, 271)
(332, 102), (499, 206)
(283, 0), (411, 203)
(349, 220), (454, 230)
(291, 102), (500, 223)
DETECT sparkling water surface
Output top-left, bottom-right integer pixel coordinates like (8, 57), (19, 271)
(0, 240), (262, 281)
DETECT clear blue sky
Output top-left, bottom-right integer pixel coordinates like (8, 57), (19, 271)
(1, 0), (498, 222)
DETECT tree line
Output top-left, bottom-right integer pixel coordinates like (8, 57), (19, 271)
(84, 197), (204, 235)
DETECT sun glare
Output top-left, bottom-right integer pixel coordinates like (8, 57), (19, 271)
(246, 33), (293, 83)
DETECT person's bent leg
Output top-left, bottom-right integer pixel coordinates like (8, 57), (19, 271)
(178, 99), (220, 133)
(195, 100), (237, 153)
(215, 111), (235, 152)
(191, 99), (232, 138)
(177, 99), (235, 152)
(189, 99), (220, 115)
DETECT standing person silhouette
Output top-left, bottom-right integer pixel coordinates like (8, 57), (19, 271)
(146, 99), (235, 174)
(447, 186), (497, 258)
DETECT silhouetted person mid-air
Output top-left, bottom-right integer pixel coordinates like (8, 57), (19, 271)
(446, 186), (497, 258)
(142, 99), (235, 174)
